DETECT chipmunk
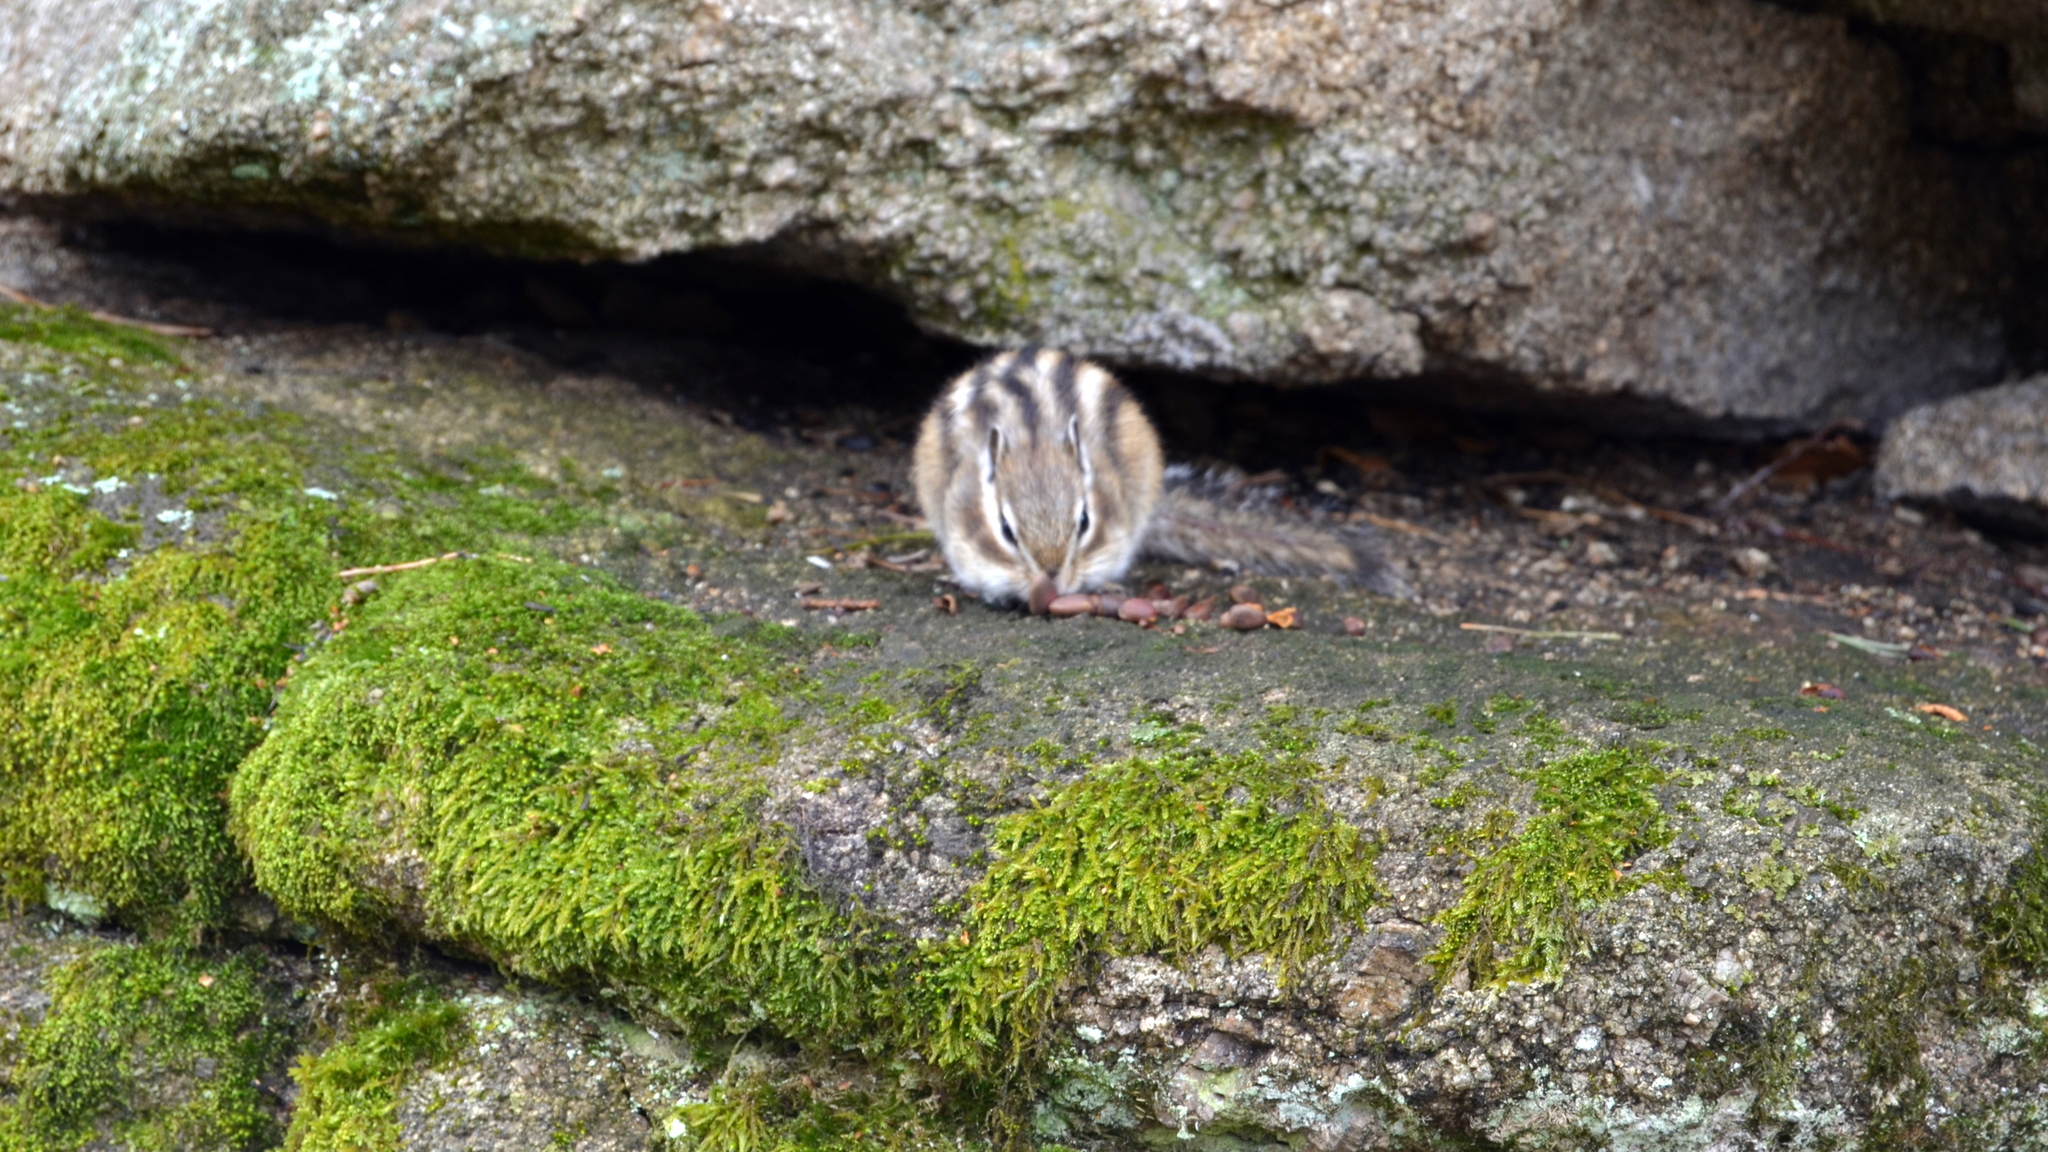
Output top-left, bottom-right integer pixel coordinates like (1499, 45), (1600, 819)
(911, 347), (1410, 613)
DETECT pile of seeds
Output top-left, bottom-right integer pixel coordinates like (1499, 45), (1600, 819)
(1043, 583), (1307, 632)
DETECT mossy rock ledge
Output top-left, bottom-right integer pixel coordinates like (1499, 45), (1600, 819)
(3, 309), (2048, 1150)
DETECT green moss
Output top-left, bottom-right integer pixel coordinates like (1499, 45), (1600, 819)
(1692, 973), (1823, 1128)
(0, 407), (339, 932)
(284, 981), (466, 1152)
(1335, 713), (1394, 740)
(229, 556), (902, 1049)
(1516, 712), (1570, 753)
(1410, 735), (1464, 786)
(670, 1068), (982, 1152)
(1984, 843), (2048, 976)
(0, 941), (289, 1151)
(1430, 783), (1488, 812)
(916, 747), (1379, 1089)
(0, 305), (180, 367)
(0, 325), (620, 937)
(1742, 851), (1800, 899)
(1607, 698), (1678, 729)
(1430, 747), (1671, 984)
(231, 546), (1380, 1132)
(1846, 960), (1937, 1144)
(1252, 704), (1314, 753)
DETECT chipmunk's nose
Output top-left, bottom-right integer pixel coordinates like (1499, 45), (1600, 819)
(1026, 571), (1056, 616)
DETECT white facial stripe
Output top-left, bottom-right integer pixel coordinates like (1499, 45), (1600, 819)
(1074, 363), (1109, 428)
(1032, 347), (1063, 381)
(996, 499), (1025, 557)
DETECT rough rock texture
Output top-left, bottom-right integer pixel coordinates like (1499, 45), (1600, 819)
(0, 915), (681, 1152)
(1877, 375), (2048, 535)
(0, 0), (2010, 426)
(3, 292), (2044, 1148)
(0, 915), (105, 1058)
(387, 973), (684, 1151)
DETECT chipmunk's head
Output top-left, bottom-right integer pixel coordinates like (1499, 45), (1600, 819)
(981, 415), (1106, 614)
(912, 349), (1164, 614)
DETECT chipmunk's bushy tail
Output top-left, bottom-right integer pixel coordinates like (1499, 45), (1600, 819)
(1141, 466), (1412, 599)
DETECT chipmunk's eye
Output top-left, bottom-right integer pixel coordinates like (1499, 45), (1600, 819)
(1077, 507), (1091, 538)
(999, 516), (1018, 546)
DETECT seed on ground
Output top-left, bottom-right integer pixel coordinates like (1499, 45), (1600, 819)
(1222, 603), (1267, 631)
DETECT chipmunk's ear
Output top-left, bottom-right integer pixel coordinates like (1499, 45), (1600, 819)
(1068, 414), (1093, 483)
(984, 425), (1004, 482)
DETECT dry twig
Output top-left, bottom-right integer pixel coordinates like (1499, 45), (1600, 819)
(1482, 470), (1714, 535)
(336, 551), (464, 579)
(1357, 511), (1452, 544)
(1708, 420), (1857, 517)
(0, 284), (215, 338)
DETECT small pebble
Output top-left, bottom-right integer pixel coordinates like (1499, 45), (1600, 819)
(1118, 598), (1157, 624)
(1342, 616), (1366, 636)
(1229, 584), (1259, 604)
(1730, 546), (1774, 579)
(1221, 603), (1267, 631)
(1184, 597), (1217, 622)
(1048, 593), (1097, 617)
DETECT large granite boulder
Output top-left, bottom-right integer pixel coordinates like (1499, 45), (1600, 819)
(0, 0), (2009, 426)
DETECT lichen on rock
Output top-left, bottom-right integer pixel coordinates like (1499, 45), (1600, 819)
(0, 0), (2012, 423)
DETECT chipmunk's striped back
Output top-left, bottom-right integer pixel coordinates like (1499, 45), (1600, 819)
(911, 348), (1163, 612)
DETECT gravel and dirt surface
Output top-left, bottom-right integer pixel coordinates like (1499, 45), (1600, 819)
(5, 213), (2045, 690)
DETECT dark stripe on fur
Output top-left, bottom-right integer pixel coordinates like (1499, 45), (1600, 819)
(1050, 352), (1079, 423)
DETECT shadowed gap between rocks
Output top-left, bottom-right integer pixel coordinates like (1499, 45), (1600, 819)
(16, 217), (1900, 462)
